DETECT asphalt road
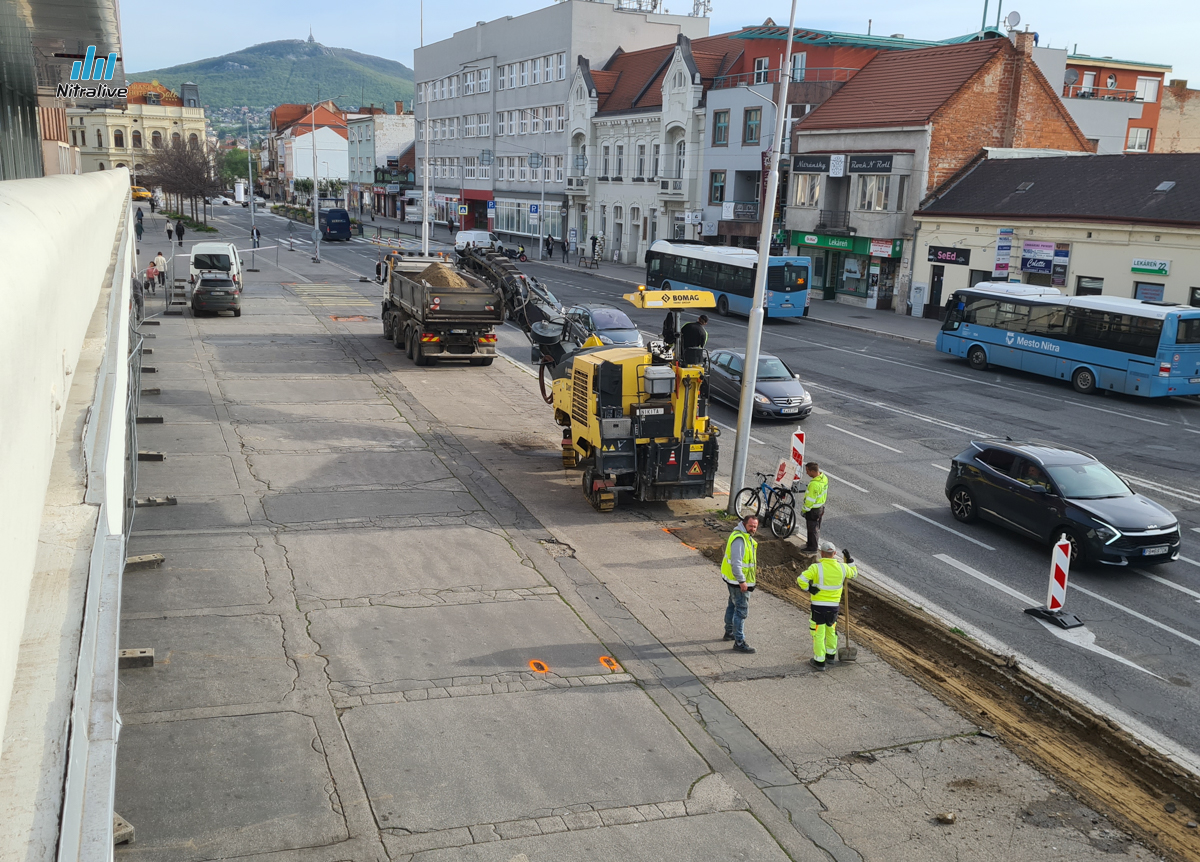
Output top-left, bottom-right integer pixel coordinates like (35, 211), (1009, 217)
(198, 205), (1200, 769)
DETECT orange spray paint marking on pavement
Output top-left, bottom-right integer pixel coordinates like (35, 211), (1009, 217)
(529, 659), (549, 673)
(599, 656), (621, 672)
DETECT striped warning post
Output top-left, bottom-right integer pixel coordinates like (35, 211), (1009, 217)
(790, 428), (806, 475)
(1047, 534), (1072, 611)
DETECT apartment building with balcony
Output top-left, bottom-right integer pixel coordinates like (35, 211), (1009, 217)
(347, 102), (416, 216)
(786, 33), (1092, 316)
(1063, 53), (1170, 153)
(412, 0), (707, 243)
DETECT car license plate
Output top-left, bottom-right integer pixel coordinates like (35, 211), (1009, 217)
(1142, 545), (1169, 556)
(451, 329), (468, 334)
(1191, 377), (1200, 384)
(781, 407), (799, 414)
(210, 291), (225, 295)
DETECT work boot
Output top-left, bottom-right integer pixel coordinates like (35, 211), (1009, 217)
(733, 641), (756, 654)
(809, 658), (826, 671)
(825, 652), (838, 663)
(723, 631), (735, 641)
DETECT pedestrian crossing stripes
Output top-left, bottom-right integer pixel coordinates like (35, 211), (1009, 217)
(283, 283), (375, 307)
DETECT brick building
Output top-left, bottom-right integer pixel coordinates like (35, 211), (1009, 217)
(786, 32), (1092, 315)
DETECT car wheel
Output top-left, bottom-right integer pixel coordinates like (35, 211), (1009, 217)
(949, 486), (978, 523)
(716, 295), (730, 316)
(1072, 367), (1097, 395)
(1058, 528), (1087, 564)
(967, 346), (988, 370)
(233, 308), (242, 317)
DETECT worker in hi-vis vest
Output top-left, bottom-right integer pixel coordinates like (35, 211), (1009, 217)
(801, 461), (828, 552)
(796, 541), (857, 671)
(720, 515), (759, 654)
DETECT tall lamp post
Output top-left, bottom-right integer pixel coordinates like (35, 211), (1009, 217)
(310, 92), (346, 263)
(728, 0), (799, 512)
(246, 116), (256, 230)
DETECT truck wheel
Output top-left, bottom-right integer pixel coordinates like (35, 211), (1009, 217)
(383, 313), (393, 340)
(469, 357), (494, 367)
(392, 320), (404, 349)
(404, 329), (414, 359)
(413, 338), (429, 367)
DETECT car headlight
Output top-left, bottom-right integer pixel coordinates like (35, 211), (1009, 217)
(1093, 521), (1121, 545)
(753, 393), (771, 405)
(800, 392), (812, 403)
(636, 334), (645, 347)
(598, 334), (613, 344)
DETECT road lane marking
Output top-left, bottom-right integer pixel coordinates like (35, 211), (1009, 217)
(1136, 569), (1200, 602)
(895, 504), (996, 550)
(1069, 582), (1200, 649)
(823, 470), (869, 493)
(826, 423), (902, 453)
(1194, 528), (1200, 535)
(710, 419), (765, 445)
(931, 463), (951, 472)
(1177, 555), (1200, 568)
(805, 382), (986, 437)
(1116, 472), (1200, 506)
(934, 553), (1032, 602)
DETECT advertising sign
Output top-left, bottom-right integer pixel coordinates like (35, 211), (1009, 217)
(386, 184), (400, 193)
(1134, 283), (1165, 301)
(1052, 242), (1071, 287)
(1132, 258), (1170, 276)
(848, 154), (893, 173)
(829, 154), (846, 178)
(792, 154), (831, 173)
(1021, 240), (1056, 273)
(927, 246), (971, 266)
(869, 238), (893, 257)
(993, 227), (1014, 278)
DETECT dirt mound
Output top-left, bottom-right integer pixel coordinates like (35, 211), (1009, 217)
(418, 262), (471, 289)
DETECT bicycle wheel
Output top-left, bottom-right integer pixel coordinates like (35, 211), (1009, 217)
(733, 488), (763, 520)
(770, 503), (797, 539)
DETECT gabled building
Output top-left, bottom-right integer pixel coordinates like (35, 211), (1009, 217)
(263, 103), (348, 201)
(568, 33), (742, 264)
(786, 32), (1093, 315)
(348, 102), (416, 217)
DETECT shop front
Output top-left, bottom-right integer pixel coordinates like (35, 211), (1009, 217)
(460, 189), (493, 231)
(790, 232), (903, 308)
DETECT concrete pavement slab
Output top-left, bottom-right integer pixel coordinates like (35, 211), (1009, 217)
(135, 403), (220, 424)
(235, 420), (424, 452)
(398, 811), (789, 861)
(145, 360), (206, 380)
(218, 378), (383, 403)
(139, 378), (214, 405)
(120, 545), (270, 614)
(135, 422), (232, 454)
(134, 453), (243, 496)
(262, 488), (478, 524)
(118, 614), (295, 713)
(247, 451), (451, 491)
(309, 600), (603, 689)
(195, 315), (325, 329)
(211, 360), (366, 377)
(341, 685), (708, 832)
(227, 402), (403, 422)
(284, 524), (543, 598)
(131, 495), (254, 531)
(113, 712), (347, 862)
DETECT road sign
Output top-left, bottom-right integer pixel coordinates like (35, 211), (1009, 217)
(310, 228), (321, 243)
(458, 204), (468, 215)
(486, 200), (495, 211)
(790, 429), (805, 474)
(529, 203), (539, 214)
(774, 458), (793, 485)
(688, 462), (703, 476)
(1024, 533), (1084, 629)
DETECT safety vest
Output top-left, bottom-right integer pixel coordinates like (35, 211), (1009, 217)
(803, 472), (828, 512)
(797, 558), (855, 607)
(720, 529), (758, 589)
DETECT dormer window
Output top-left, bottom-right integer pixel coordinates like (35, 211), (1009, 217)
(145, 92), (161, 106)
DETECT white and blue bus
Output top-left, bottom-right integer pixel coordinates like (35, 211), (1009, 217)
(937, 283), (1200, 397)
(644, 240), (811, 319)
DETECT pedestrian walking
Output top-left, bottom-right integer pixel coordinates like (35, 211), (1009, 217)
(801, 462), (829, 552)
(136, 207), (144, 224)
(545, 235), (554, 259)
(135, 220), (144, 242)
(560, 238), (568, 263)
(251, 225), (262, 248)
(149, 197), (157, 214)
(146, 261), (158, 290)
(720, 515), (759, 654)
(166, 221), (173, 243)
(175, 219), (186, 247)
(796, 542), (857, 671)
(679, 315), (708, 366)
(153, 252), (167, 290)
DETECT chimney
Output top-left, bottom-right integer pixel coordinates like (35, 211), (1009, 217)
(1012, 30), (1035, 56)
(1169, 79), (1188, 89)
(395, 100), (404, 114)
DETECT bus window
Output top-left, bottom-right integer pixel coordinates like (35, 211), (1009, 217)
(994, 302), (1030, 331)
(779, 263), (808, 292)
(1026, 304), (1067, 336)
(964, 298), (999, 327)
(647, 255), (662, 284)
(942, 297), (965, 331)
(1175, 318), (1200, 344)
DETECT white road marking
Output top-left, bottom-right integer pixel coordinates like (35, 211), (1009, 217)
(1116, 472), (1200, 506)
(1136, 569), (1200, 602)
(805, 382), (986, 437)
(826, 423), (902, 453)
(1194, 528), (1200, 535)
(710, 419), (765, 445)
(1069, 582), (1200, 650)
(896, 505), (996, 550)
(934, 553), (1033, 603)
(931, 463), (951, 472)
(1177, 555), (1200, 568)
(823, 470), (869, 493)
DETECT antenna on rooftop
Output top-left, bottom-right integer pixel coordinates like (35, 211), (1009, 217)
(691, 0), (711, 16)
(1004, 11), (1021, 32)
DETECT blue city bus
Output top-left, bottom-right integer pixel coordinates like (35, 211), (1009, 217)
(644, 240), (810, 319)
(937, 283), (1200, 397)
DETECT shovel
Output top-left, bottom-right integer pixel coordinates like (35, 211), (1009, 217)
(838, 582), (859, 662)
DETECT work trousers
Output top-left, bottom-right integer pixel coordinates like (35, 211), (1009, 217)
(810, 604), (839, 662)
(724, 582), (750, 643)
(803, 506), (825, 551)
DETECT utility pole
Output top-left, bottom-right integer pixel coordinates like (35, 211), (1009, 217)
(421, 82), (430, 257)
(312, 95), (321, 263)
(728, 0), (799, 512)
(246, 116), (256, 230)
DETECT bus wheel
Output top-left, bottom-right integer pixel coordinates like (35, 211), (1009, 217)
(967, 346), (988, 370)
(716, 295), (730, 316)
(1072, 367), (1097, 394)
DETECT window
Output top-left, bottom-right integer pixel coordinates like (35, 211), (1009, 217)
(519, 112), (529, 135)
(1076, 276), (1104, 296)
(753, 57), (769, 84)
(1136, 77), (1160, 102)
(479, 68), (491, 92)
(558, 53), (567, 80)
(602, 145), (610, 177)
(790, 52), (807, 82)
(520, 61), (529, 87)
(1179, 317), (1200, 341)
(977, 448), (1017, 474)
(742, 108), (761, 145)
(1127, 127), (1151, 152)
(555, 105), (565, 132)
(1191, 288), (1200, 309)
(151, 130), (162, 148)
(448, 75), (457, 98)
(518, 156), (528, 182)
(554, 155), (564, 183)
(71, 130), (77, 146)
(464, 71), (475, 95)
(507, 111), (516, 135)
(532, 108), (542, 134)
(508, 64), (516, 89)
(856, 175), (906, 212)
(95, 129), (103, 147)
(675, 141), (685, 178)
(496, 113), (505, 136)
(465, 115), (477, 137)
(479, 159), (490, 180)
(794, 173), (820, 207)
(615, 144), (624, 177)
(478, 113), (490, 136)
(636, 144), (646, 178)
(113, 129), (124, 148)
(188, 133), (198, 147)
(532, 57), (541, 85)
(1081, 70), (1096, 93)
(713, 110), (729, 146)
(652, 143), (660, 178)
(709, 170), (726, 203)
(544, 158), (553, 183)
(498, 66), (506, 90)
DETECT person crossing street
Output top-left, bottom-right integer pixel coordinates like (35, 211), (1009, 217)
(796, 541), (857, 671)
(720, 515), (759, 654)
(801, 462), (828, 552)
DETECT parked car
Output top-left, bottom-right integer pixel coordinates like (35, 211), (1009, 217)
(707, 350), (813, 419)
(188, 241), (243, 285)
(206, 195), (234, 206)
(563, 303), (643, 347)
(241, 195), (266, 208)
(131, 186), (152, 201)
(454, 230), (506, 253)
(191, 275), (241, 316)
(945, 440), (1180, 566)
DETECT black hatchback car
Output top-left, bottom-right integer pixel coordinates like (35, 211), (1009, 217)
(945, 441), (1180, 566)
(192, 275), (242, 316)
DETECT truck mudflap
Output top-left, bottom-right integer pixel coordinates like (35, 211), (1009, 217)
(635, 438), (718, 502)
(416, 329), (498, 360)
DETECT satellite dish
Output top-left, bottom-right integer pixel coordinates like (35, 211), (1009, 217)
(1005, 10), (1021, 29)
(1064, 68), (1080, 86)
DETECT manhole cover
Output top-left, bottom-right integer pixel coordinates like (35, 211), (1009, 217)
(329, 315), (368, 321)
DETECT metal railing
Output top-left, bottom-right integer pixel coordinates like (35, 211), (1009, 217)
(816, 209), (851, 230)
(1063, 84), (1140, 102)
(712, 66), (858, 89)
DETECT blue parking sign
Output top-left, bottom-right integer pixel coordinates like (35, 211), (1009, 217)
(529, 204), (539, 214)
(486, 200), (496, 211)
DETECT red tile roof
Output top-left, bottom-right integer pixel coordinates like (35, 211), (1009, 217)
(596, 34), (742, 114)
(799, 39), (1007, 130)
(288, 105), (349, 140)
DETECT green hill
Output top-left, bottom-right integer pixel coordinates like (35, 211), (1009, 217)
(129, 39), (414, 111)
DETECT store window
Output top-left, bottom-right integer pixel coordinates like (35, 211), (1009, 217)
(743, 108), (761, 145)
(793, 174), (820, 208)
(968, 269), (991, 287)
(1134, 282), (1165, 301)
(709, 170), (726, 204)
(713, 110), (729, 146)
(1076, 276), (1104, 296)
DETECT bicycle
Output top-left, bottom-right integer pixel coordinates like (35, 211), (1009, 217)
(733, 472), (797, 539)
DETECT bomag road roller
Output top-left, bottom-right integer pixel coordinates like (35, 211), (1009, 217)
(533, 288), (719, 513)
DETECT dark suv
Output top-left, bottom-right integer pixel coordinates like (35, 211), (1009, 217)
(192, 275), (241, 316)
(945, 441), (1180, 566)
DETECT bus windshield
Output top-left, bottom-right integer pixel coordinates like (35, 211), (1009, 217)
(776, 263), (808, 293)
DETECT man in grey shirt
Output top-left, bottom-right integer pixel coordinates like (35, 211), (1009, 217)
(721, 515), (760, 653)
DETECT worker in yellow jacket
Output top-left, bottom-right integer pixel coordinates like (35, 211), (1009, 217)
(801, 462), (828, 552)
(796, 540), (856, 671)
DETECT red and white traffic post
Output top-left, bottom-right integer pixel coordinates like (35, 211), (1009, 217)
(790, 428), (805, 476)
(1024, 533), (1084, 629)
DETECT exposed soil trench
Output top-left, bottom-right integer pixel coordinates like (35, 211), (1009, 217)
(674, 522), (1200, 862)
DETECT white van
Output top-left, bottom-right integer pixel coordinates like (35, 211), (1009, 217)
(454, 230), (505, 253)
(189, 241), (243, 285)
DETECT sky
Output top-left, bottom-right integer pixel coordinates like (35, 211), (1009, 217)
(121, 0), (1193, 83)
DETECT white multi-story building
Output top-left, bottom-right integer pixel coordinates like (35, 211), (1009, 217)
(413, 0), (707, 247)
(347, 103), (416, 216)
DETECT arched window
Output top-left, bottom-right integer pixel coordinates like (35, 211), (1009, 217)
(96, 129), (104, 148)
(132, 130), (142, 148)
(151, 131), (162, 148)
(188, 133), (199, 147)
(114, 129), (124, 148)
(98, 163), (106, 170)
(134, 163), (144, 171)
(675, 140), (685, 179)
(116, 162), (126, 168)
(171, 132), (181, 145)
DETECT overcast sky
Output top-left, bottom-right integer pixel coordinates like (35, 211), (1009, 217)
(122, 0), (1191, 83)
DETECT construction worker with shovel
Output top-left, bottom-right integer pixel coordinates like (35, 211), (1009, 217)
(796, 540), (857, 672)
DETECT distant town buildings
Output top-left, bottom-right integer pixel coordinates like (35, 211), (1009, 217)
(347, 102), (416, 217)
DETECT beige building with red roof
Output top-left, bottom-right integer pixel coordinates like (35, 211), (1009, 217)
(67, 81), (207, 177)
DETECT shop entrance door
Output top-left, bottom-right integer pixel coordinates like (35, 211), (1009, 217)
(824, 251), (841, 300)
(925, 265), (945, 319)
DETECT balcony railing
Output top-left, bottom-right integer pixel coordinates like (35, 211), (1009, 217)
(712, 67), (858, 90)
(816, 209), (851, 231)
(720, 200), (760, 221)
(1063, 84), (1140, 102)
